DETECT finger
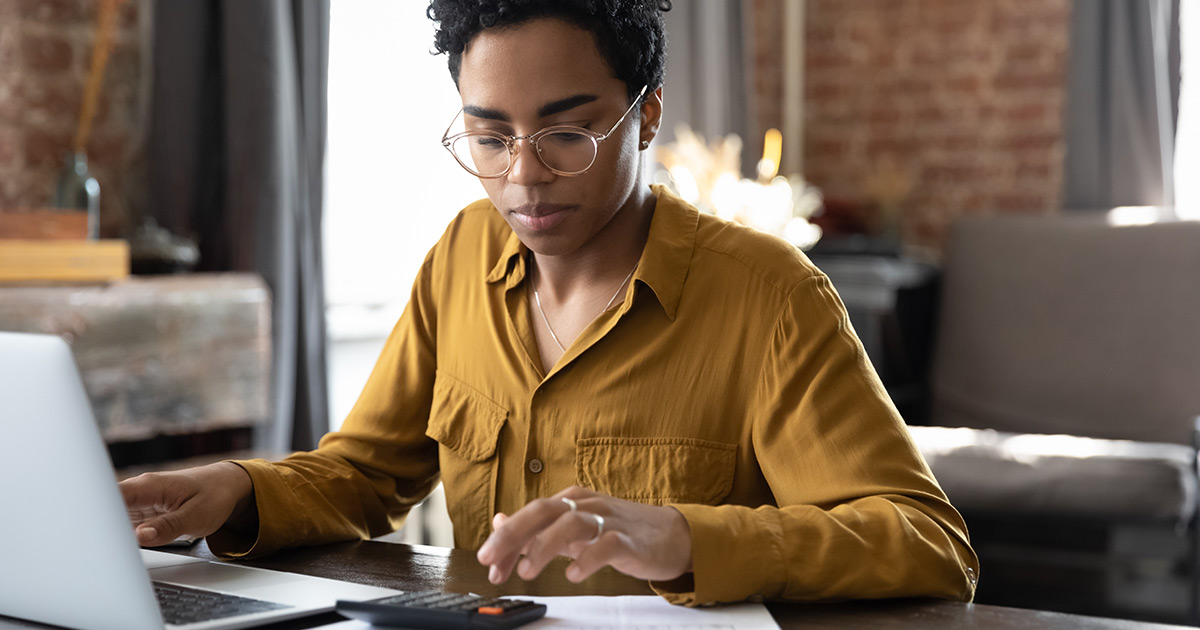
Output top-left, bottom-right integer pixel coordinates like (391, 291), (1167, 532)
(119, 473), (168, 510)
(134, 502), (199, 547)
(565, 529), (624, 582)
(516, 511), (605, 580)
(478, 497), (570, 568)
(480, 512), (519, 584)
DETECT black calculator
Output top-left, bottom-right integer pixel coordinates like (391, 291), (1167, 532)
(336, 591), (548, 629)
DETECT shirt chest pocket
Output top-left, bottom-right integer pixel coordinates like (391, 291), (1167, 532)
(575, 437), (737, 506)
(425, 372), (507, 548)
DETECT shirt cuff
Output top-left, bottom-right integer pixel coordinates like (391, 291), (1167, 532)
(204, 459), (272, 558)
(649, 503), (785, 605)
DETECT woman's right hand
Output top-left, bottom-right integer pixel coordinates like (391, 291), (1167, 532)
(118, 462), (256, 547)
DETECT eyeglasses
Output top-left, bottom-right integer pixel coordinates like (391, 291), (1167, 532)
(441, 85), (649, 179)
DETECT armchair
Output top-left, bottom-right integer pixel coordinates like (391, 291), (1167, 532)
(905, 213), (1200, 623)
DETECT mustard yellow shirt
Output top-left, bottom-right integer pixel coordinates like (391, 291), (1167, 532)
(215, 185), (978, 605)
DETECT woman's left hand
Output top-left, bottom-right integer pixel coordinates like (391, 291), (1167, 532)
(476, 486), (693, 584)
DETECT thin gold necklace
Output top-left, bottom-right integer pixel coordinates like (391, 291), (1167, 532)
(531, 256), (638, 353)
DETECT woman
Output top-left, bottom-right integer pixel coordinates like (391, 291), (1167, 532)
(122, 0), (978, 605)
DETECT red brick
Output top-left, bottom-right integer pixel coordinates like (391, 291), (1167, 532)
(812, 139), (849, 159)
(992, 192), (1050, 212)
(993, 71), (1060, 92)
(911, 45), (946, 67)
(3, 80), (82, 128)
(807, 80), (846, 101)
(0, 126), (20, 168)
(1016, 163), (1053, 180)
(806, 25), (837, 48)
(0, 171), (51, 209)
(944, 75), (983, 97)
(790, 0), (1071, 253)
(999, 102), (1050, 123)
(20, 31), (74, 73)
(998, 133), (1059, 151)
(868, 49), (897, 68)
(867, 107), (903, 126)
(0, 26), (17, 69)
(879, 77), (933, 98)
(866, 137), (917, 155)
(86, 129), (126, 166)
(914, 106), (948, 124)
(23, 128), (73, 169)
(1005, 42), (1044, 65)
(806, 50), (856, 71)
(924, 162), (994, 182)
(17, 0), (91, 24)
(118, 0), (139, 29)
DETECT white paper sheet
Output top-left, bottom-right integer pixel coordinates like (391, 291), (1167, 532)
(324, 595), (781, 629)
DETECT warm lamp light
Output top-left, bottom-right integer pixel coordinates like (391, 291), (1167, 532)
(757, 128), (782, 181)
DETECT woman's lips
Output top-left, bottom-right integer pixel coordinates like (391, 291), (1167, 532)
(510, 204), (573, 232)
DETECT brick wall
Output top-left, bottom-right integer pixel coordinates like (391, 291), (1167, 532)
(0, 0), (145, 237)
(751, 0), (1071, 254)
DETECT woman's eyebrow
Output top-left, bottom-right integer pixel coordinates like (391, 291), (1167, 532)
(462, 104), (509, 121)
(462, 93), (601, 122)
(537, 93), (599, 117)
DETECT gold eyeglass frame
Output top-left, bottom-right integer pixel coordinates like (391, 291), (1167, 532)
(441, 85), (649, 179)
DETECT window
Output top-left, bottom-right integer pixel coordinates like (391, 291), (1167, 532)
(324, 1), (482, 429)
(1176, 0), (1198, 218)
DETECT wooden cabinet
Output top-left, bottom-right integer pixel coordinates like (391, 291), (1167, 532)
(0, 273), (271, 457)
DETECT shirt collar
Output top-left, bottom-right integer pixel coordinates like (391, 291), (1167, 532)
(486, 229), (528, 288)
(484, 183), (698, 320)
(631, 184), (697, 320)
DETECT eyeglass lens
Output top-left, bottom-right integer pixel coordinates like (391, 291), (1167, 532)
(449, 130), (598, 177)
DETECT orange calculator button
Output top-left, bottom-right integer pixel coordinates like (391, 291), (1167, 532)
(477, 606), (505, 615)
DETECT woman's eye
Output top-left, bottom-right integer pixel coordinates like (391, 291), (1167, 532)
(473, 136), (507, 150)
(544, 131), (589, 145)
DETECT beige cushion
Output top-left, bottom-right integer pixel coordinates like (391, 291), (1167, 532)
(909, 426), (1197, 524)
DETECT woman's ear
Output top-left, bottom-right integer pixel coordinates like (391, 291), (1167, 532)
(639, 86), (664, 149)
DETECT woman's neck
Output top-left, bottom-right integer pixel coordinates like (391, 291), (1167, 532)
(531, 187), (656, 301)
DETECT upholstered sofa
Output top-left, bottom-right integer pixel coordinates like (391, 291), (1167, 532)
(904, 213), (1200, 620)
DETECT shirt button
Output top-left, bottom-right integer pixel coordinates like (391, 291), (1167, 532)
(527, 458), (544, 474)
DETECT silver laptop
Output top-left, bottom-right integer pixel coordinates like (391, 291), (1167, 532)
(0, 331), (401, 630)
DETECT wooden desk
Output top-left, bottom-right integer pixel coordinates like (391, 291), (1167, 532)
(0, 539), (1188, 629)
(7, 539), (1178, 630)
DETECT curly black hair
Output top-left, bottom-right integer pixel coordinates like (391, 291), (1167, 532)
(426, 0), (671, 104)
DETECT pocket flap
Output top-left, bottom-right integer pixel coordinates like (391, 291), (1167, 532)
(576, 437), (737, 505)
(425, 373), (507, 463)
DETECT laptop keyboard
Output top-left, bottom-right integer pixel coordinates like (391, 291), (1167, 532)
(153, 582), (292, 625)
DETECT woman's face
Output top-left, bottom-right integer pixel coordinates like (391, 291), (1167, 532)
(455, 18), (657, 257)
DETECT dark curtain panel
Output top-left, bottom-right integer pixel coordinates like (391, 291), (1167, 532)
(660, 0), (757, 178)
(147, 0), (330, 452)
(1063, 0), (1180, 209)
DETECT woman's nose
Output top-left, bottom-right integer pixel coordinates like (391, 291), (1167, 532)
(506, 139), (555, 185)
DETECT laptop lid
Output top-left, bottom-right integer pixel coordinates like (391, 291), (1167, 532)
(0, 331), (164, 630)
(0, 332), (397, 630)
